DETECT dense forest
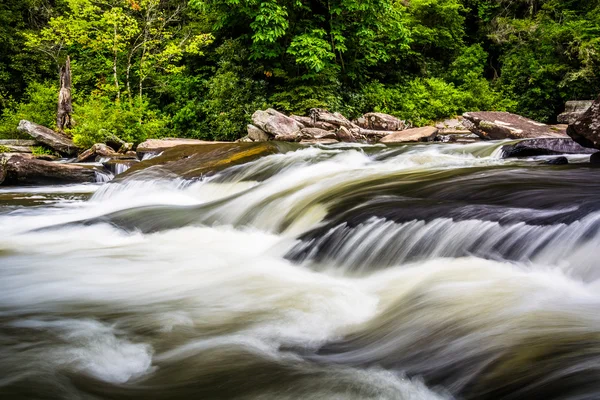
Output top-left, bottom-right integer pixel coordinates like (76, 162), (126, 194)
(0, 0), (599, 146)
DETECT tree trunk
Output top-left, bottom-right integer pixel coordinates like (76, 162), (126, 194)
(57, 56), (73, 132)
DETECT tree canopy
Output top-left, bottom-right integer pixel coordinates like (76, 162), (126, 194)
(1, 0), (599, 144)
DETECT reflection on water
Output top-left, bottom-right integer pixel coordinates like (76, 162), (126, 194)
(0, 141), (599, 399)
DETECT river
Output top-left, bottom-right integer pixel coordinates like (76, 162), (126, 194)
(1, 141), (599, 399)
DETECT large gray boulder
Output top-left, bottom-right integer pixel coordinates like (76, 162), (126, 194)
(379, 126), (438, 143)
(17, 120), (79, 155)
(463, 112), (568, 140)
(252, 109), (304, 137)
(501, 138), (597, 158)
(558, 100), (594, 124)
(356, 112), (407, 131)
(247, 124), (271, 142)
(567, 94), (600, 150)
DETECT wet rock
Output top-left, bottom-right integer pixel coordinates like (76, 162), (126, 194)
(300, 138), (339, 145)
(252, 109), (304, 137)
(356, 113), (407, 131)
(120, 142), (285, 180)
(567, 94), (600, 150)
(379, 126), (439, 144)
(136, 138), (228, 157)
(0, 154), (97, 185)
(591, 152), (600, 164)
(545, 157), (568, 165)
(558, 100), (594, 125)
(236, 135), (254, 143)
(77, 143), (138, 163)
(501, 138), (597, 158)
(17, 120), (79, 155)
(463, 112), (568, 140)
(102, 159), (139, 175)
(247, 124), (271, 142)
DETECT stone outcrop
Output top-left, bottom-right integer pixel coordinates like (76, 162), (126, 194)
(252, 109), (304, 138)
(76, 143), (138, 163)
(247, 124), (271, 142)
(136, 138), (227, 156)
(379, 126), (439, 144)
(120, 142), (283, 180)
(309, 109), (355, 129)
(558, 100), (594, 125)
(17, 120), (79, 155)
(567, 94), (600, 150)
(501, 138), (597, 158)
(0, 154), (97, 185)
(356, 112), (407, 131)
(463, 112), (568, 140)
(291, 115), (336, 131)
(336, 126), (356, 142)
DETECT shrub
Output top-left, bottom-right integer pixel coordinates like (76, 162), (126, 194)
(0, 82), (58, 139)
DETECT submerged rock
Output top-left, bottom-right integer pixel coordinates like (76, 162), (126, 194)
(501, 138), (597, 158)
(545, 157), (569, 165)
(558, 100), (594, 125)
(120, 142), (285, 180)
(0, 154), (97, 185)
(379, 126), (438, 144)
(17, 120), (79, 156)
(567, 94), (600, 150)
(463, 112), (568, 140)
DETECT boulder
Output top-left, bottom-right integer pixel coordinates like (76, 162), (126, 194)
(0, 144), (33, 153)
(247, 124), (271, 142)
(119, 142), (284, 180)
(558, 100), (594, 125)
(136, 138), (228, 156)
(591, 152), (600, 164)
(76, 143), (138, 163)
(236, 135), (254, 143)
(501, 138), (597, 158)
(545, 157), (569, 165)
(252, 109), (304, 137)
(291, 115), (337, 131)
(356, 112), (407, 131)
(567, 94), (600, 150)
(17, 120), (79, 155)
(462, 112), (568, 140)
(379, 126), (439, 144)
(0, 154), (98, 185)
(309, 109), (355, 129)
(336, 126), (357, 142)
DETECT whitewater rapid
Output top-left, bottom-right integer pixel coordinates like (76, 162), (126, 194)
(1, 141), (599, 399)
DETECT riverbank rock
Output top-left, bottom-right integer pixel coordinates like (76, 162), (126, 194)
(379, 126), (439, 144)
(17, 120), (79, 156)
(247, 124), (271, 142)
(120, 142), (285, 180)
(252, 109), (304, 138)
(0, 140), (39, 154)
(356, 113), (407, 131)
(501, 138), (597, 158)
(291, 115), (337, 131)
(309, 109), (355, 130)
(136, 138), (228, 157)
(463, 112), (568, 140)
(567, 95), (600, 150)
(558, 100), (594, 125)
(77, 143), (139, 163)
(0, 154), (98, 185)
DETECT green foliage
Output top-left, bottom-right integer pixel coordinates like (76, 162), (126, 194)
(0, 81), (57, 139)
(70, 96), (167, 148)
(31, 146), (57, 157)
(0, 145), (11, 153)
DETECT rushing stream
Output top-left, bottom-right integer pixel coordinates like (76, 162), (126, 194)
(1, 141), (600, 399)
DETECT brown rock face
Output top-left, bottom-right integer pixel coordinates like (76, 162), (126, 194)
(1, 154), (97, 185)
(379, 126), (439, 143)
(356, 113), (407, 131)
(17, 120), (79, 156)
(136, 138), (228, 156)
(567, 94), (600, 150)
(463, 112), (568, 140)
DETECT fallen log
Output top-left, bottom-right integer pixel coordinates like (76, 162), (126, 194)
(1, 154), (98, 185)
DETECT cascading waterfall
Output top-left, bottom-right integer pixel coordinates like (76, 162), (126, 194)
(0, 141), (599, 399)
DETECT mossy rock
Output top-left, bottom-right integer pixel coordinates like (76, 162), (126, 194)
(119, 142), (290, 180)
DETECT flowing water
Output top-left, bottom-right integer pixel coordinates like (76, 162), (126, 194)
(1, 141), (599, 399)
